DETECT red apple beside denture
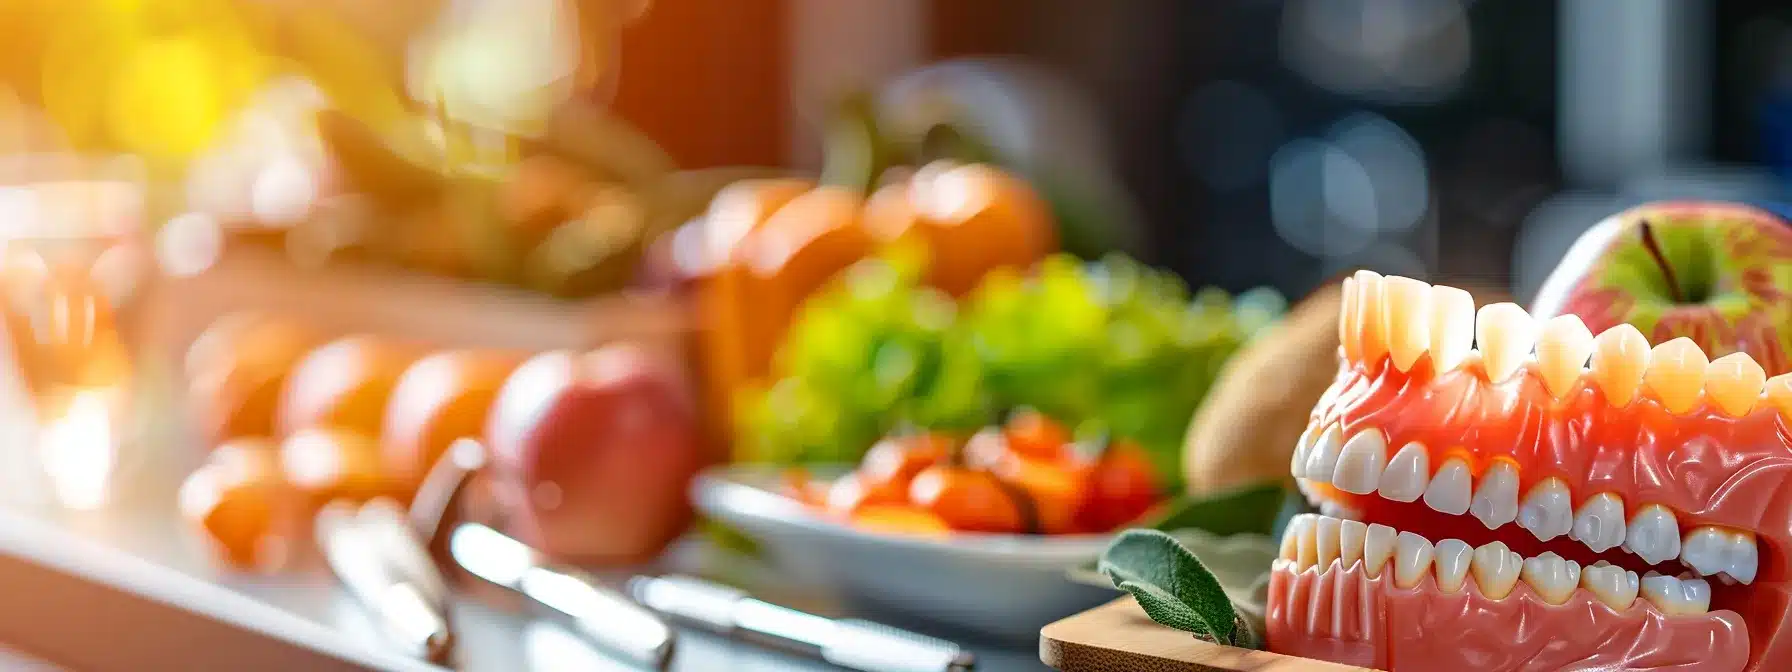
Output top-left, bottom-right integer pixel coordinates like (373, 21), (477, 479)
(483, 343), (702, 564)
(1269, 271), (1792, 671)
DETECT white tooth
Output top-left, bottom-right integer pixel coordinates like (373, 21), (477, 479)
(1354, 271), (1389, 367)
(1364, 523), (1398, 578)
(1292, 514), (1318, 570)
(1580, 563), (1641, 610)
(1627, 504), (1682, 565)
(1521, 552), (1581, 605)
(1332, 430), (1388, 495)
(1641, 574), (1711, 615)
(1395, 532), (1436, 589)
(1377, 442), (1430, 503)
(1571, 492), (1627, 553)
(1319, 500), (1363, 520)
(1291, 422), (1320, 479)
(1434, 538), (1474, 593)
(1429, 285), (1475, 371)
(1470, 541), (1523, 599)
(1536, 315), (1594, 399)
(1279, 519), (1302, 560)
(1680, 526), (1727, 578)
(1340, 519), (1368, 570)
(1725, 532), (1759, 585)
(1315, 516), (1341, 570)
(1681, 526), (1758, 585)
(1470, 461), (1520, 529)
(1476, 302), (1537, 383)
(1423, 457), (1473, 516)
(1304, 424), (1344, 484)
(1517, 477), (1574, 542)
(1382, 276), (1432, 372)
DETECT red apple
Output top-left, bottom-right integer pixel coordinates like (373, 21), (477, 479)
(1531, 201), (1792, 375)
(484, 344), (703, 564)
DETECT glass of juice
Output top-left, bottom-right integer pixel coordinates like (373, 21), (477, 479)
(0, 153), (148, 511)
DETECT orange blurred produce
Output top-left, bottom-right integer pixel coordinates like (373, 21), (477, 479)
(908, 465), (1034, 534)
(849, 505), (951, 537)
(857, 432), (952, 488)
(277, 335), (420, 437)
(1074, 439), (1162, 533)
(986, 456), (1084, 535)
(279, 426), (402, 507)
(862, 162), (1056, 297)
(1002, 409), (1074, 462)
(185, 314), (322, 444)
(178, 438), (295, 570)
(824, 471), (909, 518)
(691, 163), (1055, 444)
(380, 348), (524, 491)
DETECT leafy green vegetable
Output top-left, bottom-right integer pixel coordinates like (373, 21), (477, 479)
(739, 250), (1285, 476)
(1132, 482), (1285, 538)
(1099, 529), (1257, 648)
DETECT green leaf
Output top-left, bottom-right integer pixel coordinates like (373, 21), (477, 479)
(1133, 482), (1285, 537)
(1099, 529), (1256, 648)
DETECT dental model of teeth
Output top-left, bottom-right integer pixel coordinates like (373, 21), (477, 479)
(1280, 514), (1714, 614)
(1266, 272), (1775, 672)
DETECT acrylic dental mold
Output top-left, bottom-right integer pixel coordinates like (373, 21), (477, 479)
(1270, 271), (1792, 672)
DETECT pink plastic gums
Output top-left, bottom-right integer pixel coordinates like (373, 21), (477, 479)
(1268, 561), (1751, 671)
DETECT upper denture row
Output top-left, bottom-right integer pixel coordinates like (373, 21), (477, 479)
(1340, 270), (1792, 419)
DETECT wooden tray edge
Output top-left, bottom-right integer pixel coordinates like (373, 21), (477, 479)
(1039, 598), (1374, 672)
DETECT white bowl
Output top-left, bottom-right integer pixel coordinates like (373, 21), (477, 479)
(691, 465), (1120, 643)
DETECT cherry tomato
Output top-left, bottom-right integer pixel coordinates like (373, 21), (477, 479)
(1004, 409), (1073, 462)
(988, 457), (1083, 534)
(859, 433), (952, 487)
(909, 465), (1032, 534)
(960, 427), (1012, 470)
(825, 472), (908, 517)
(1075, 440), (1162, 532)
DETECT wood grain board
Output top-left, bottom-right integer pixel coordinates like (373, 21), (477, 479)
(1039, 598), (1379, 672)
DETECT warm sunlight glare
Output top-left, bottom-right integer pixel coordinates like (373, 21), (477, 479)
(38, 388), (115, 510)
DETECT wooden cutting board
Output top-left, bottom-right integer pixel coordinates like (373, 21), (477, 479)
(1039, 598), (1379, 672)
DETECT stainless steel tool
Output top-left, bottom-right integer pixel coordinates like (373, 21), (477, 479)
(449, 523), (676, 670)
(629, 575), (976, 672)
(315, 501), (455, 664)
(409, 438), (676, 670)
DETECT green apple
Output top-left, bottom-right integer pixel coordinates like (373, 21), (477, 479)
(1531, 201), (1792, 375)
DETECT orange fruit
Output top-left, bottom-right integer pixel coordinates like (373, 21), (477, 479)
(380, 348), (524, 492)
(277, 335), (419, 438)
(179, 438), (294, 570)
(279, 426), (400, 506)
(185, 313), (321, 444)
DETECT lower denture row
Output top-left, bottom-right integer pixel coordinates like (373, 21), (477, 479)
(1280, 514), (1716, 615)
(1290, 421), (1761, 585)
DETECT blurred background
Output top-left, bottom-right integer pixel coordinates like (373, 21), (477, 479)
(0, 0), (1787, 669)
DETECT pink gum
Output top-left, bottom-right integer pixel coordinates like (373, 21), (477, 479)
(1267, 561), (1750, 671)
